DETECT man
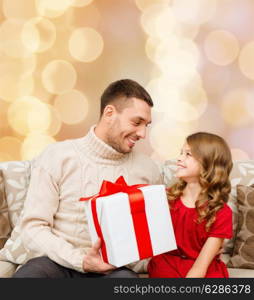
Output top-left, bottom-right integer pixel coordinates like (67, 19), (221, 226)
(13, 79), (162, 278)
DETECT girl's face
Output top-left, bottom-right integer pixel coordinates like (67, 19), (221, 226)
(176, 142), (201, 182)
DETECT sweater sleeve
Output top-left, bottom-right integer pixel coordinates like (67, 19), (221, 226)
(152, 160), (164, 185)
(20, 153), (87, 273)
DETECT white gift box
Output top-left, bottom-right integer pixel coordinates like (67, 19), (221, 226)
(83, 182), (177, 267)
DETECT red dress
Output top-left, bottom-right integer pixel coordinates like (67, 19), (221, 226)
(148, 198), (233, 278)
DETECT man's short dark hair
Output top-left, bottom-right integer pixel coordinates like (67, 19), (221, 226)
(100, 79), (153, 116)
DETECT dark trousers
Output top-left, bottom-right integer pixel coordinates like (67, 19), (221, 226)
(12, 256), (139, 278)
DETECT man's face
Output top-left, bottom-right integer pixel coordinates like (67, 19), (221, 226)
(106, 97), (152, 154)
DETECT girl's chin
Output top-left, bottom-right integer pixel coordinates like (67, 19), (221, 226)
(175, 175), (184, 180)
(175, 174), (187, 181)
(175, 172), (184, 178)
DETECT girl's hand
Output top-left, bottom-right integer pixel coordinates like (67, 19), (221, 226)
(185, 237), (224, 278)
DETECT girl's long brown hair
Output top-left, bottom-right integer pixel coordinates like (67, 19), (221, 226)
(167, 132), (233, 231)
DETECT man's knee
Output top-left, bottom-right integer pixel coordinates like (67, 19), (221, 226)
(106, 267), (139, 278)
(13, 256), (61, 278)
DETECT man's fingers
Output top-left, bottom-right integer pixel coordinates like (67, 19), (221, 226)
(101, 262), (116, 272)
(92, 238), (102, 252)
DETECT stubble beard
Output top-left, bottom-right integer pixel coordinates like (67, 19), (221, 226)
(106, 123), (130, 154)
(106, 133), (130, 154)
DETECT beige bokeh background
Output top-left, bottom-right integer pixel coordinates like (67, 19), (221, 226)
(0, 0), (254, 162)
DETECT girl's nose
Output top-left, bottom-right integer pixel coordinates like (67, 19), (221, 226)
(177, 153), (184, 162)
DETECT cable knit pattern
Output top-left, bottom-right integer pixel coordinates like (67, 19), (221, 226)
(20, 125), (163, 273)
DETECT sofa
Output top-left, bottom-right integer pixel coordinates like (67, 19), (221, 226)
(0, 159), (254, 277)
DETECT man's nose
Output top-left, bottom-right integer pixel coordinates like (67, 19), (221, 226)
(137, 126), (146, 139)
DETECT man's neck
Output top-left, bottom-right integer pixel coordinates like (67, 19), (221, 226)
(94, 122), (107, 144)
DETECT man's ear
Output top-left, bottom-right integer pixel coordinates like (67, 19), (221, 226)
(103, 104), (116, 119)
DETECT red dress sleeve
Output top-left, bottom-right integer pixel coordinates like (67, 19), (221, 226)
(207, 203), (233, 239)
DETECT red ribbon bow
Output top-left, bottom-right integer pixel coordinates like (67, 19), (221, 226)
(80, 176), (153, 264)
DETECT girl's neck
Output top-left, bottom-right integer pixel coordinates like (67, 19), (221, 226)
(181, 182), (202, 207)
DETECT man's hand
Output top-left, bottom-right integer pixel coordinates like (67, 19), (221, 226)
(83, 238), (116, 273)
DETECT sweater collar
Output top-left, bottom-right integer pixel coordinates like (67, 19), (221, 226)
(79, 125), (129, 164)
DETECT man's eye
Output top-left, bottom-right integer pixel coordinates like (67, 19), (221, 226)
(133, 122), (140, 126)
(187, 152), (192, 156)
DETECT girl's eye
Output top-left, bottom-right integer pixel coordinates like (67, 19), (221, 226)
(187, 152), (192, 156)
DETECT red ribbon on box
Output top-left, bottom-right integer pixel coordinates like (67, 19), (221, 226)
(80, 176), (153, 264)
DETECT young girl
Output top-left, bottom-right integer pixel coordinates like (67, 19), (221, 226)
(148, 132), (233, 278)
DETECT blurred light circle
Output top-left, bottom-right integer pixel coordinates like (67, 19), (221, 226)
(21, 17), (56, 53)
(246, 90), (254, 119)
(70, 0), (93, 7)
(42, 60), (77, 94)
(145, 36), (179, 63)
(149, 121), (192, 159)
(147, 71), (202, 94)
(32, 74), (53, 103)
(0, 99), (8, 132)
(66, 2), (100, 29)
(0, 136), (22, 160)
(176, 23), (200, 40)
(0, 54), (36, 80)
(157, 50), (198, 85)
(204, 30), (239, 66)
(154, 7), (178, 38)
(8, 96), (51, 136)
(179, 39), (200, 62)
(221, 89), (252, 127)
(145, 36), (161, 62)
(140, 4), (169, 36)
(3, 0), (37, 19)
(135, 0), (170, 11)
(0, 152), (13, 162)
(167, 101), (200, 122)
(146, 79), (201, 122)
(151, 37), (200, 66)
(231, 148), (250, 160)
(146, 78), (181, 110)
(201, 62), (232, 95)
(0, 19), (33, 58)
(147, 75), (206, 122)
(69, 27), (104, 62)
(0, 54), (37, 94)
(0, 75), (34, 102)
(21, 133), (56, 160)
(141, 3), (199, 39)
(199, 103), (227, 133)
(172, 0), (218, 25)
(183, 84), (208, 117)
(38, 0), (72, 10)
(36, 0), (72, 18)
(54, 90), (89, 124)
(228, 127), (254, 159)
(46, 104), (62, 136)
(238, 41), (254, 80)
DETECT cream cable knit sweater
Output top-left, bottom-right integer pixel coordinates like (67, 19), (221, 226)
(20, 125), (163, 273)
